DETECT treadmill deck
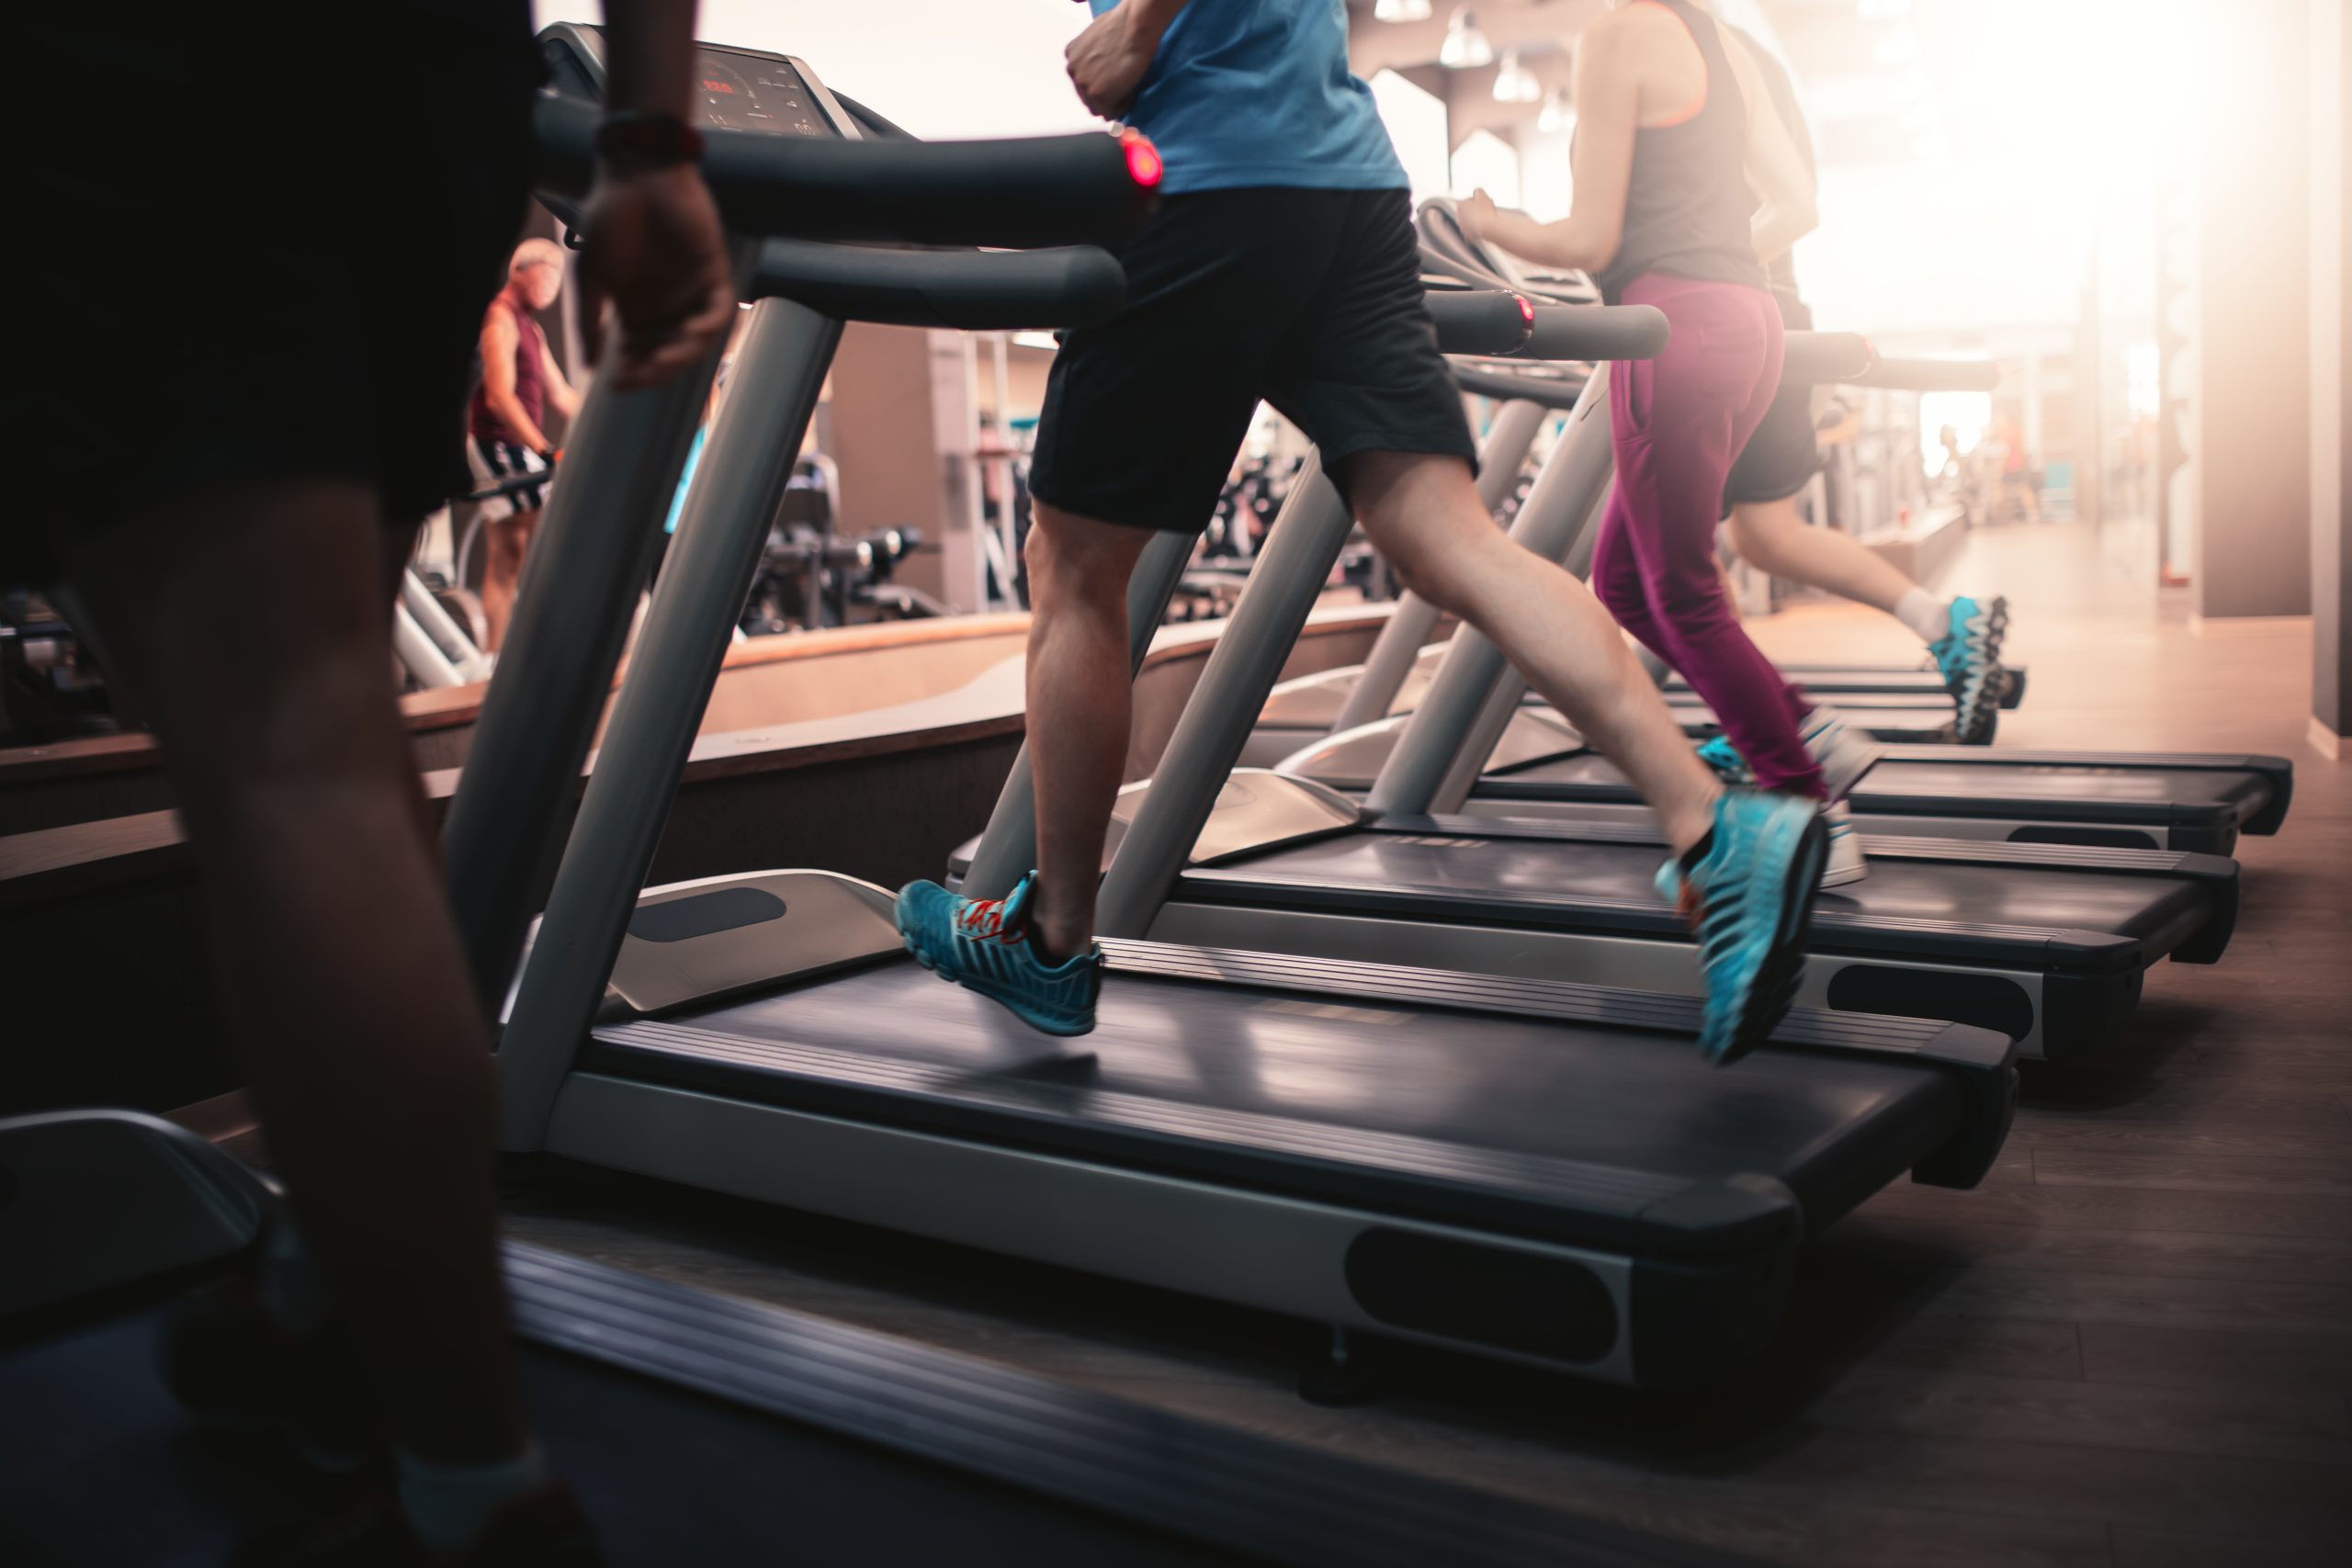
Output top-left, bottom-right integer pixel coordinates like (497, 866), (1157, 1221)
(584, 948), (1987, 1260)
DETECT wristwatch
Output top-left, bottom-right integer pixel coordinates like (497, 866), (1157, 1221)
(595, 111), (706, 169)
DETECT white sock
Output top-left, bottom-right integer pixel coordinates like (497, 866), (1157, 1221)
(1894, 587), (1950, 644)
(397, 1443), (548, 1554)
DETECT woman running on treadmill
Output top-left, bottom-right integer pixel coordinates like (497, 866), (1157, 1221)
(1464, 0), (1877, 885)
(1705, 19), (2010, 750)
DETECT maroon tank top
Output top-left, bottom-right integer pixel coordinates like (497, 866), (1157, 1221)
(467, 292), (549, 446)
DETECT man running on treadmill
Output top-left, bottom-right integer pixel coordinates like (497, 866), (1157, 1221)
(13, 2), (732, 1559)
(1704, 19), (2011, 747)
(895, 0), (1828, 1063)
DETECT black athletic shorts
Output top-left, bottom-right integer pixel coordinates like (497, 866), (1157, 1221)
(1030, 187), (1478, 533)
(5, 8), (541, 586)
(1721, 292), (1822, 512)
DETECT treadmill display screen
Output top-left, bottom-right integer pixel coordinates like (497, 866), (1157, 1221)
(692, 50), (834, 139)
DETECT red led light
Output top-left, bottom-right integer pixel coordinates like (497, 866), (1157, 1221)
(1122, 131), (1164, 189)
(1515, 295), (1535, 326)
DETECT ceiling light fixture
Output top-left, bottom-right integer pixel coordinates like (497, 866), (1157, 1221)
(1374, 0), (1434, 22)
(1438, 8), (1495, 70)
(1537, 86), (1571, 133)
(1492, 47), (1542, 104)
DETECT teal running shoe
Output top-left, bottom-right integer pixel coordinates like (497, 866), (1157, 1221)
(1928, 594), (2009, 744)
(1656, 791), (1828, 1065)
(1695, 733), (1752, 783)
(895, 872), (1102, 1037)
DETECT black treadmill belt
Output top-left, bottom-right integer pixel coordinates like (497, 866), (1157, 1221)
(1487, 750), (2265, 826)
(1200, 831), (2212, 966)
(590, 954), (1964, 1255)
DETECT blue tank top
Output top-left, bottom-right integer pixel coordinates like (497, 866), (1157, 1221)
(1087, 1), (1405, 195)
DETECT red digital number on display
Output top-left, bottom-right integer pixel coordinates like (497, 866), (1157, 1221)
(702, 79), (737, 94)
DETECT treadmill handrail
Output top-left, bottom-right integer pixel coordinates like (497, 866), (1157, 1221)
(532, 93), (1155, 250)
(752, 240), (1126, 330)
(1780, 332), (1875, 387)
(1513, 304), (1670, 363)
(1452, 364), (1587, 411)
(1853, 355), (2001, 392)
(1421, 289), (1536, 355)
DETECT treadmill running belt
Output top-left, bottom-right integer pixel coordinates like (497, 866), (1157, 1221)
(1486, 750), (2272, 828)
(1207, 831), (2217, 961)
(588, 954), (1970, 1255)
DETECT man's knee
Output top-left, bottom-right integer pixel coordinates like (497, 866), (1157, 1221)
(1026, 503), (1149, 604)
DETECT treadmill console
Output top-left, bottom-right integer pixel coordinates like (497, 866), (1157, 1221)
(538, 24), (855, 141)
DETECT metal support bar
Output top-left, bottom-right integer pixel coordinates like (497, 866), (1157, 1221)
(1421, 478), (1621, 813)
(495, 298), (842, 1150)
(1095, 454), (1356, 938)
(400, 569), (486, 677)
(392, 602), (465, 690)
(961, 527), (1193, 899)
(442, 243), (748, 1015)
(1330, 397), (1549, 734)
(1365, 365), (1618, 818)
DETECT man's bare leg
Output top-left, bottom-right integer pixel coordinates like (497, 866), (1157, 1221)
(1022, 502), (1155, 963)
(1346, 451), (1721, 854)
(1725, 495), (1917, 618)
(60, 478), (525, 1465)
(478, 507), (540, 652)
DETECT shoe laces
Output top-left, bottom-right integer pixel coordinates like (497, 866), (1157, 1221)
(954, 896), (1021, 942)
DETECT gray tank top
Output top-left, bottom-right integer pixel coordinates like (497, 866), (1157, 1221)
(1589, 0), (1769, 305)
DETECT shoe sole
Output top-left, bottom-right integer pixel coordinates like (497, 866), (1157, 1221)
(1714, 810), (1830, 1067)
(894, 899), (1096, 1038)
(1951, 598), (2010, 744)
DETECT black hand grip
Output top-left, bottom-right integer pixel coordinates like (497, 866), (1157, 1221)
(533, 94), (1155, 250)
(1780, 332), (1875, 388)
(754, 241), (1126, 330)
(1855, 355), (2002, 392)
(1451, 364), (1589, 411)
(1512, 303), (1670, 364)
(1423, 290), (1534, 355)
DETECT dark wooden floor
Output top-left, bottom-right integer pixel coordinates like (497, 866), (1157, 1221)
(505, 520), (2352, 1567)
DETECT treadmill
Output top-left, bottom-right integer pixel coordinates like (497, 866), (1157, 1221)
(444, 34), (2019, 1393)
(1251, 378), (2289, 855)
(0, 1113), (1730, 1567)
(1250, 218), (2294, 848)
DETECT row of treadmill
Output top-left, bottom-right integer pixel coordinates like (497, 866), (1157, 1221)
(12, 20), (2294, 1447)
(476, 28), (2289, 1392)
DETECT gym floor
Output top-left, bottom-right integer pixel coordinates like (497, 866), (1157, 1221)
(503, 518), (2352, 1568)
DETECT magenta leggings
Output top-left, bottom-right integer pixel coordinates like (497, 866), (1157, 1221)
(1591, 273), (1822, 797)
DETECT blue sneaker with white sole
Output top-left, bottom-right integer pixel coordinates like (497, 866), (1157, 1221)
(895, 872), (1102, 1037)
(1928, 594), (2009, 744)
(1656, 791), (1828, 1064)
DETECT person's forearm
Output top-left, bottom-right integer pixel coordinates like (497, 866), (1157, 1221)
(1483, 209), (1611, 275)
(600, 0), (697, 118)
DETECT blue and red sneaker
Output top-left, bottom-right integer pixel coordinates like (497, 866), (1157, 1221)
(894, 872), (1103, 1037)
